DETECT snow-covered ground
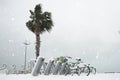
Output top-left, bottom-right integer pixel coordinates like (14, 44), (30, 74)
(0, 73), (120, 80)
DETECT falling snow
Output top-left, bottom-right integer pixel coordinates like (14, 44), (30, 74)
(96, 52), (99, 59)
(11, 17), (15, 21)
(8, 40), (14, 43)
(12, 53), (14, 57)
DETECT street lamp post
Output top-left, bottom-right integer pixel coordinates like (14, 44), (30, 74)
(23, 41), (30, 71)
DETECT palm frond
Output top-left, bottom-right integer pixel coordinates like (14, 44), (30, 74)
(40, 12), (53, 33)
(29, 10), (35, 19)
(26, 20), (35, 33)
(30, 10), (34, 15)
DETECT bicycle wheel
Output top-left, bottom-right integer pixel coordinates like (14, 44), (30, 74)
(64, 65), (71, 76)
(79, 66), (90, 76)
(90, 67), (96, 74)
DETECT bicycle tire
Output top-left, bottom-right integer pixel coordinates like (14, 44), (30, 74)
(79, 66), (90, 76)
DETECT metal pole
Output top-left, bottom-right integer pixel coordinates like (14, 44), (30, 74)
(24, 45), (27, 70)
(23, 41), (30, 71)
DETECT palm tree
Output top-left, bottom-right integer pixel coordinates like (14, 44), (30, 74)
(26, 4), (53, 59)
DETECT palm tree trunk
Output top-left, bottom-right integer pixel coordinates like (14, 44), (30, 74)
(35, 34), (40, 59)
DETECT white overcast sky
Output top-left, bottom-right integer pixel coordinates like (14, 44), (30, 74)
(0, 0), (120, 72)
